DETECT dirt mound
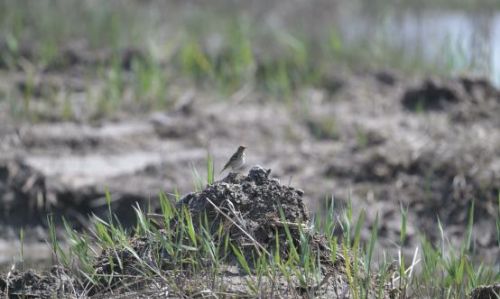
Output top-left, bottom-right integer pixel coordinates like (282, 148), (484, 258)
(89, 167), (348, 297)
(470, 283), (500, 299)
(402, 78), (461, 111)
(0, 266), (77, 298)
(401, 77), (500, 124)
(176, 166), (310, 259)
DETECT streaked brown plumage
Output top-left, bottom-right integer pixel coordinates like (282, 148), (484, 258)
(220, 145), (246, 173)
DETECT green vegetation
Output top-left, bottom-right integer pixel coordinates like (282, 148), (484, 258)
(4, 161), (492, 297)
(0, 0), (486, 120)
(31, 187), (498, 297)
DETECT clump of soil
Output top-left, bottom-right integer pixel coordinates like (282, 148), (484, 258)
(470, 283), (500, 299)
(176, 166), (311, 260)
(402, 78), (461, 111)
(402, 76), (500, 124)
(90, 167), (347, 297)
(0, 266), (77, 298)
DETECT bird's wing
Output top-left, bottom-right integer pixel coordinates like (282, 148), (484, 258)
(220, 152), (237, 173)
(220, 160), (231, 173)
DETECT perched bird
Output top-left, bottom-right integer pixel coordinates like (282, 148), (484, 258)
(220, 145), (246, 173)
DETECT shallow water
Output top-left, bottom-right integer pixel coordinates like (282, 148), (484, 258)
(337, 4), (500, 84)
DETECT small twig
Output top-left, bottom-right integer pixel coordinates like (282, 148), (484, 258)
(274, 220), (309, 229)
(408, 246), (419, 280)
(391, 248), (421, 285)
(5, 263), (15, 299)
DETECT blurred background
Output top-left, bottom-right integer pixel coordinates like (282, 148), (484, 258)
(0, 0), (499, 270)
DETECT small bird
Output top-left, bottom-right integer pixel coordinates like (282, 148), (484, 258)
(220, 145), (246, 173)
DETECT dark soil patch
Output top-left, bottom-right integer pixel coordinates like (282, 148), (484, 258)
(175, 167), (311, 261)
(0, 266), (77, 298)
(402, 76), (500, 125)
(0, 36), (146, 72)
(374, 70), (397, 86)
(470, 283), (500, 299)
(402, 79), (461, 111)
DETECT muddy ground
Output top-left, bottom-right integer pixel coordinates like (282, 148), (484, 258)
(0, 168), (355, 298)
(0, 63), (499, 270)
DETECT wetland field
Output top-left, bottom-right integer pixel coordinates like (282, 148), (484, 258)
(0, 0), (499, 298)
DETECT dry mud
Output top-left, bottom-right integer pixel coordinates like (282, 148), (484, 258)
(0, 69), (499, 271)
